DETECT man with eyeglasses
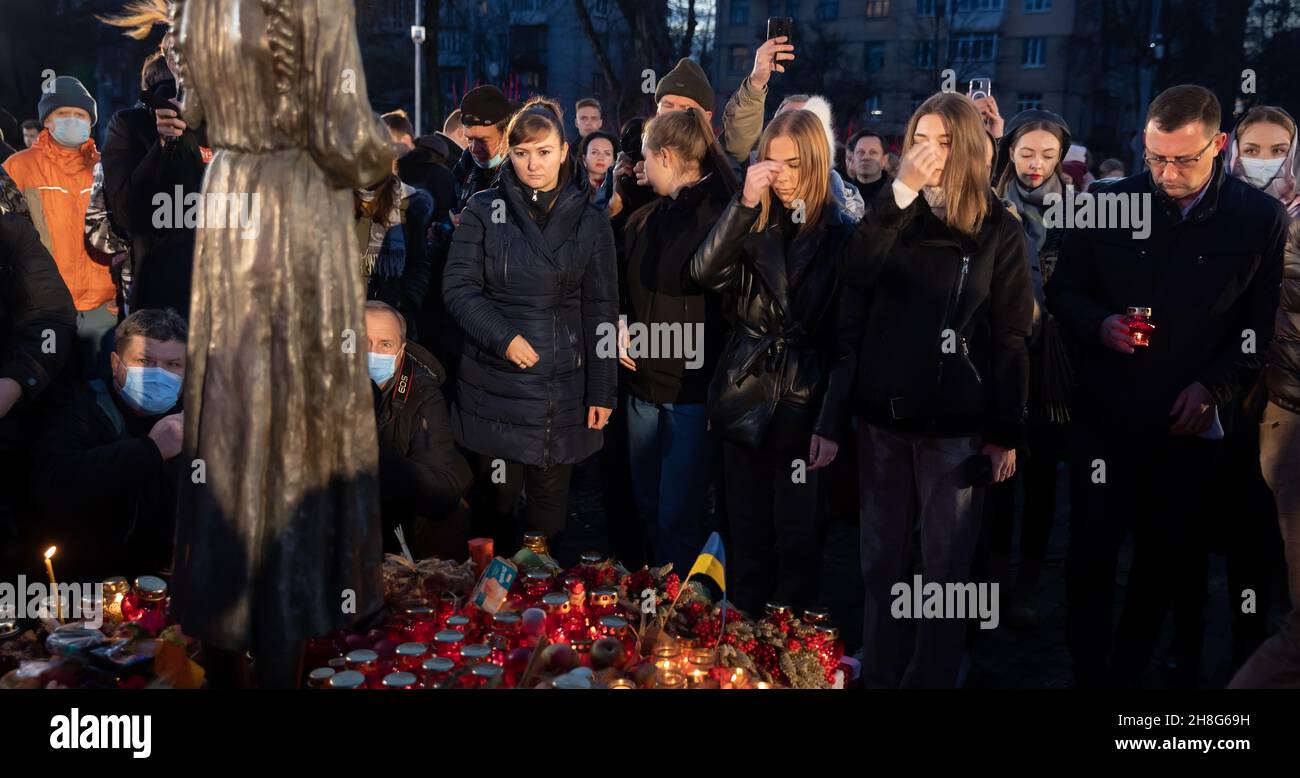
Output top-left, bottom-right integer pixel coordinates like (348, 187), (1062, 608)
(1050, 85), (1289, 688)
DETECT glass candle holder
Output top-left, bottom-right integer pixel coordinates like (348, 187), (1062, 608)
(432, 630), (466, 661)
(469, 663), (504, 689)
(725, 667), (749, 689)
(597, 615), (634, 655)
(421, 656), (455, 688)
(802, 607), (832, 628)
(436, 591), (458, 629)
(306, 667), (336, 688)
(328, 670), (366, 689)
(652, 641), (681, 674)
(99, 576), (129, 630)
(606, 678), (636, 689)
(655, 667), (686, 689)
(521, 531), (551, 557)
(345, 649), (380, 686)
(122, 575), (169, 625)
(521, 569), (555, 604)
(589, 587), (620, 619)
(541, 592), (570, 640)
(459, 643), (492, 669)
(486, 613), (520, 665)
(446, 614), (475, 642)
(1124, 306), (1155, 347)
(327, 656), (348, 672)
(382, 671), (418, 690)
(395, 642), (428, 672)
(400, 604), (438, 644)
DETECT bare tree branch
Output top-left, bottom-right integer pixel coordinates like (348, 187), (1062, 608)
(574, 0), (622, 96)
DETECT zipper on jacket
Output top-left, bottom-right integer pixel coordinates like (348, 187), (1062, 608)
(937, 254), (971, 387)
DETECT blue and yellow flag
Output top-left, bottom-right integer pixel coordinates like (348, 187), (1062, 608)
(686, 532), (726, 595)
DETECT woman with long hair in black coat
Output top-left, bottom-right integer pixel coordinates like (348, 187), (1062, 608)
(840, 92), (1033, 688)
(690, 108), (861, 618)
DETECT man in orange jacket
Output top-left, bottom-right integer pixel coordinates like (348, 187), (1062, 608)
(4, 76), (117, 380)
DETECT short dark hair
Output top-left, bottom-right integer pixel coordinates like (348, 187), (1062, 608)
(576, 98), (601, 112)
(364, 300), (406, 340)
(443, 109), (463, 134)
(1098, 158), (1125, 176)
(20, 119), (40, 132)
(381, 109), (414, 138)
(1148, 85), (1221, 136)
(140, 51), (171, 91)
(847, 130), (885, 154)
(115, 308), (187, 354)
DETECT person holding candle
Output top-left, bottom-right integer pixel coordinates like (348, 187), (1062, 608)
(840, 92), (1032, 688)
(689, 108), (861, 618)
(1049, 85), (1288, 687)
(1226, 105), (1300, 688)
(442, 97), (617, 552)
(34, 308), (186, 582)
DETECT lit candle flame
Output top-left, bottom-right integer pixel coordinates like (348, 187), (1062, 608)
(44, 546), (56, 559)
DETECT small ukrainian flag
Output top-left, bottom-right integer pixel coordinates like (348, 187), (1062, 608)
(686, 532), (726, 596)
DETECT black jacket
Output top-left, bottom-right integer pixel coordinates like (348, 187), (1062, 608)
(1049, 161), (1288, 435)
(619, 175), (730, 404)
(99, 79), (206, 317)
(375, 342), (473, 561)
(1265, 216), (1300, 413)
(34, 379), (180, 582)
(443, 165), (619, 467)
(0, 200), (76, 412)
(690, 194), (861, 449)
(839, 187), (1033, 448)
(451, 147), (502, 213)
(397, 146), (456, 225)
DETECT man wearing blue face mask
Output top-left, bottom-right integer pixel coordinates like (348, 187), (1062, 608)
(32, 308), (186, 583)
(367, 300), (473, 561)
(4, 76), (117, 384)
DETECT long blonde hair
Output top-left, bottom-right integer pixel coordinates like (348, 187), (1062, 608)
(97, 0), (170, 39)
(753, 110), (831, 233)
(642, 107), (713, 176)
(905, 93), (991, 236)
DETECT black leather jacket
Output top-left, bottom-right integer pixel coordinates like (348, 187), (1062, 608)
(690, 193), (861, 449)
(1265, 215), (1300, 413)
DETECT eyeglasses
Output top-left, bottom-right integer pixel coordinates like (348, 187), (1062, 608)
(1143, 135), (1218, 171)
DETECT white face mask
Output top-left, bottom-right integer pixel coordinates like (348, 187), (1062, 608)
(1240, 156), (1285, 188)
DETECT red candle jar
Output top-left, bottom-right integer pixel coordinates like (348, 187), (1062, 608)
(570, 636), (595, 667)
(436, 591), (458, 628)
(446, 614), (474, 641)
(598, 615), (635, 655)
(579, 550), (606, 588)
(400, 604), (438, 643)
(122, 575), (169, 626)
(327, 656), (348, 672)
(345, 649), (380, 686)
(815, 624), (844, 666)
(328, 670), (366, 689)
(459, 643), (492, 669)
(304, 636), (343, 670)
(469, 663), (504, 688)
(306, 667), (336, 688)
(421, 656), (455, 688)
(589, 587), (620, 619)
(395, 642), (428, 672)
(802, 607), (831, 628)
(521, 570), (555, 606)
(487, 613), (521, 664)
(1123, 306), (1155, 347)
(541, 593), (570, 640)
(764, 603), (793, 633)
(432, 630), (465, 660)
(382, 671), (418, 690)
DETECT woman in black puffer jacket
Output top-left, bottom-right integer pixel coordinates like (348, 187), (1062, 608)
(442, 99), (617, 548)
(690, 108), (861, 618)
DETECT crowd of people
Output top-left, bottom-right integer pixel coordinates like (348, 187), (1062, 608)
(1, 1), (1298, 690)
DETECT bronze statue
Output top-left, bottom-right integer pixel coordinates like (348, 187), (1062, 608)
(168, 0), (394, 687)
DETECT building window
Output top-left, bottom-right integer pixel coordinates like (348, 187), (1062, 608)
(955, 0), (1005, 10)
(816, 0), (839, 19)
(949, 33), (998, 62)
(731, 45), (751, 72)
(1022, 37), (1045, 67)
(864, 41), (886, 73)
(1017, 92), (1043, 111)
(914, 41), (936, 68)
(916, 0), (936, 14)
(731, 0), (750, 25)
(1024, 0), (1050, 11)
(865, 0), (890, 17)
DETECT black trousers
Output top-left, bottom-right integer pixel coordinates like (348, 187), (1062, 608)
(1065, 425), (1215, 687)
(723, 404), (824, 618)
(464, 452), (572, 556)
(983, 421), (1065, 601)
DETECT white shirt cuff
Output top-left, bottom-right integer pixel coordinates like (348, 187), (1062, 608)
(892, 179), (919, 210)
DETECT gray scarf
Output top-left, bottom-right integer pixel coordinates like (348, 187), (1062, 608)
(1002, 174), (1062, 253)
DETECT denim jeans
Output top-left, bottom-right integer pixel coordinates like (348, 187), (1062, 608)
(625, 396), (714, 577)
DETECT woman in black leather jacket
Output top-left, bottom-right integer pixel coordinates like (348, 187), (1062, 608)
(689, 108), (861, 617)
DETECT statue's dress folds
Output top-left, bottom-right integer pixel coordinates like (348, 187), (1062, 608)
(170, 0), (393, 651)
